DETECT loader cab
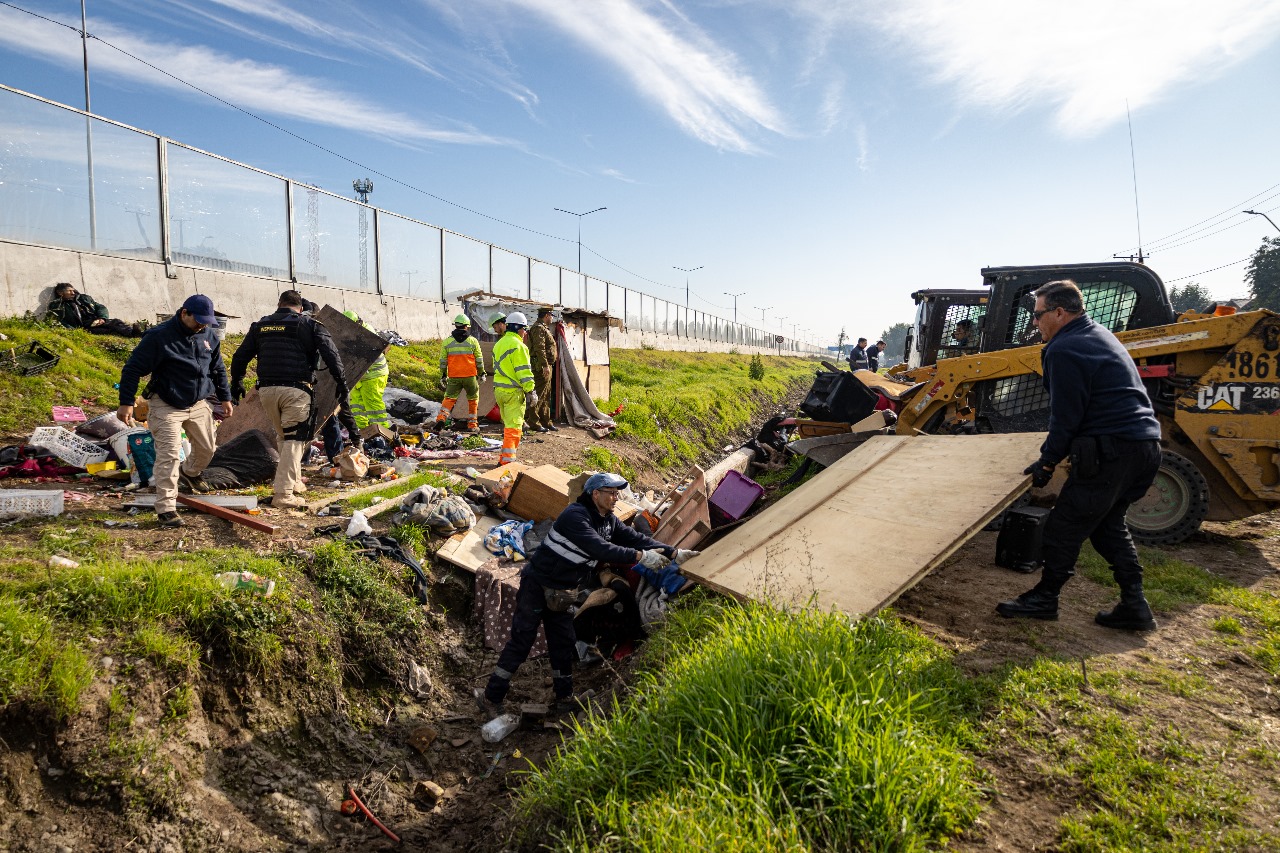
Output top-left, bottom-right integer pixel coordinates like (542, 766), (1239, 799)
(904, 289), (989, 369)
(974, 262), (1176, 431)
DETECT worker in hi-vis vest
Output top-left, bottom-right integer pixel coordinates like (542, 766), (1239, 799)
(435, 313), (486, 432)
(342, 310), (390, 431)
(491, 311), (536, 466)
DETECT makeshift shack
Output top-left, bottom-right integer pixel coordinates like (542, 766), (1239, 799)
(455, 293), (618, 432)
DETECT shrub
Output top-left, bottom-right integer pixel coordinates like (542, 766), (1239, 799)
(748, 353), (765, 381)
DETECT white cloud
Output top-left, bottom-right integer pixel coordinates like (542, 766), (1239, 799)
(0, 9), (510, 147)
(810, 0), (1280, 135)
(600, 167), (638, 183)
(477, 0), (786, 152)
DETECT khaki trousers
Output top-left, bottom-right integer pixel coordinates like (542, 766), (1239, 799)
(258, 385), (312, 500)
(148, 397), (217, 515)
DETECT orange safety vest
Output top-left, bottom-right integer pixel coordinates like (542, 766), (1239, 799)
(440, 335), (483, 378)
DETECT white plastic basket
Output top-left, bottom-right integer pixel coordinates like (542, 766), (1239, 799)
(0, 489), (64, 517)
(29, 426), (110, 468)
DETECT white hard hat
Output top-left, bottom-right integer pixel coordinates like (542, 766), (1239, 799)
(505, 311), (529, 326)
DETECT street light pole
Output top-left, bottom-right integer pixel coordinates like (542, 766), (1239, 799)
(754, 305), (771, 323)
(554, 207), (606, 273)
(723, 290), (746, 323)
(1244, 209), (1280, 234)
(81, 0), (97, 250)
(675, 265), (703, 308)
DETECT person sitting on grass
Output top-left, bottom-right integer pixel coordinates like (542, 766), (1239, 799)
(46, 282), (145, 337)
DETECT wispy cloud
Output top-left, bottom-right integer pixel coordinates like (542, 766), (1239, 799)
(0, 8), (511, 147)
(600, 167), (638, 183)
(788, 0), (1280, 136)
(463, 0), (785, 152)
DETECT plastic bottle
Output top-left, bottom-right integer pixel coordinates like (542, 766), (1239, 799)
(214, 571), (276, 597)
(49, 555), (79, 569)
(480, 713), (520, 743)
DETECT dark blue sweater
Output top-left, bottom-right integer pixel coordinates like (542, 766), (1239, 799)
(1039, 314), (1161, 465)
(119, 313), (231, 409)
(526, 493), (672, 589)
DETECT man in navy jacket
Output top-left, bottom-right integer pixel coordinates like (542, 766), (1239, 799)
(478, 472), (694, 714)
(117, 295), (233, 527)
(996, 280), (1162, 630)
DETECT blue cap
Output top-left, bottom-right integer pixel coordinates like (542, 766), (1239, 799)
(583, 472), (628, 494)
(182, 294), (218, 326)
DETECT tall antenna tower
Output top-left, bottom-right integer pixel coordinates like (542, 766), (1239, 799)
(353, 178), (374, 290)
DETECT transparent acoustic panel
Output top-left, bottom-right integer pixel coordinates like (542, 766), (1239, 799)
(586, 277), (607, 313)
(169, 145), (288, 276)
(531, 261), (560, 304)
(292, 185), (371, 290)
(608, 283), (625, 320)
(377, 212), (442, 299)
(443, 232), (490, 302)
(0, 92), (160, 260)
(491, 247), (529, 299)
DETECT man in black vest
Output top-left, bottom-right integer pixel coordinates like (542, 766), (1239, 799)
(848, 337), (870, 371)
(996, 280), (1163, 630)
(230, 290), (350, 508)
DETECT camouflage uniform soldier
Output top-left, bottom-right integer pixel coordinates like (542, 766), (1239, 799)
(525, 307), (558, 432)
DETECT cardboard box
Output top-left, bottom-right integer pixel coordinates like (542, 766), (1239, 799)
(507, 465), (576, 522)
(477, 462), (529, 493)
(507, 464), (639, 523)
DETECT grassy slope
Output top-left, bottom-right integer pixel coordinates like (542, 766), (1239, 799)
(516, 546), (1280, 851)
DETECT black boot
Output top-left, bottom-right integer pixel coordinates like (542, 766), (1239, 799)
(1096, 587), (1157, 631)
(996, 586), (1059, 620)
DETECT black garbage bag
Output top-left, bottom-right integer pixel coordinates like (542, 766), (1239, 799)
(387, 397), (426, 425)
(202, 429), (279, 489)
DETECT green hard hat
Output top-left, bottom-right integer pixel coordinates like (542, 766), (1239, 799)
(342, 309), (359, 322)
(489, 314), (506, 329)
(453, 313), (470, 326)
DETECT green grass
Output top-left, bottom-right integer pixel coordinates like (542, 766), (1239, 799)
(983, 657), (1274, 852)
(581, 446), (636, 482)
(604, 350), (821, 470)
(517, 595), (983, 851)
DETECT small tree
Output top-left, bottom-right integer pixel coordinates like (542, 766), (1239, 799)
(748, 353), (765, 381)
(878, 322), (910, 363)
(1247, 236), (1280, 311)
(1167, 282), (1214, 315)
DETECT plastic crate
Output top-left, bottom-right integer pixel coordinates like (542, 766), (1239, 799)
(29, 426), (110, 468)
(5, 342), (60, 376)
(709, 470), (765, 526)
(0, 489), (64, 517)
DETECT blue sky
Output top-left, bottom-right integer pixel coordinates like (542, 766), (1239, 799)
(3, 0), (1280, 346)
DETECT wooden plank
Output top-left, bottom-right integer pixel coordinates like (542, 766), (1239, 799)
(124, 494), (258, 510)
(176, 495), (277, 534)
(653, 466), (711, 550)
(216, 306), (388, 445)
(681, 433), (1044, 618)
(436, 514), (504, 574)
(585, 365), (610, 403)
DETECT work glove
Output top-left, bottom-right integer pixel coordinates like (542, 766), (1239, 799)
(527, 390), (539, 407)
(675, 549), (701, 563)
(639, 549), (670, 570)
(1023, 460), (1055, 488)
(230, 380), (246, 404)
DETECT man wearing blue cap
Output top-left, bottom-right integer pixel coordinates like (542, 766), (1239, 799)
(476, 472), (699, 716)
(118, 294), (233, 528)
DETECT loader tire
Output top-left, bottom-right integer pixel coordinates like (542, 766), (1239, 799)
(1127, 450), (1209, 546)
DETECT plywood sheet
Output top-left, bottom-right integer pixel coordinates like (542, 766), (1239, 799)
(217, 306), (388, 445)
(584, 316), (610, 366)
(681, 432), (1045, 618)
(586, 365), (610, 402)
(436, 514), (504, 574)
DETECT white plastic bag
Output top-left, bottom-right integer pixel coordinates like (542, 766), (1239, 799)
(346, 510), (372, 536)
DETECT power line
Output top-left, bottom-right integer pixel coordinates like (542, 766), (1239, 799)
(1164, 256), (1251, 284)
(1116, 182), (1280, 255)
(1, 0), (771, 331)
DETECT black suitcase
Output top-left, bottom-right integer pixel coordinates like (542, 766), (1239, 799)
(995, 506), (1051, 573)
(799, 370), (879, 423)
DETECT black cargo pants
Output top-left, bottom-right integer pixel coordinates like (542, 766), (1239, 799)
(1040, 437), (1161, 592)
(484, 572), (576, 703)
